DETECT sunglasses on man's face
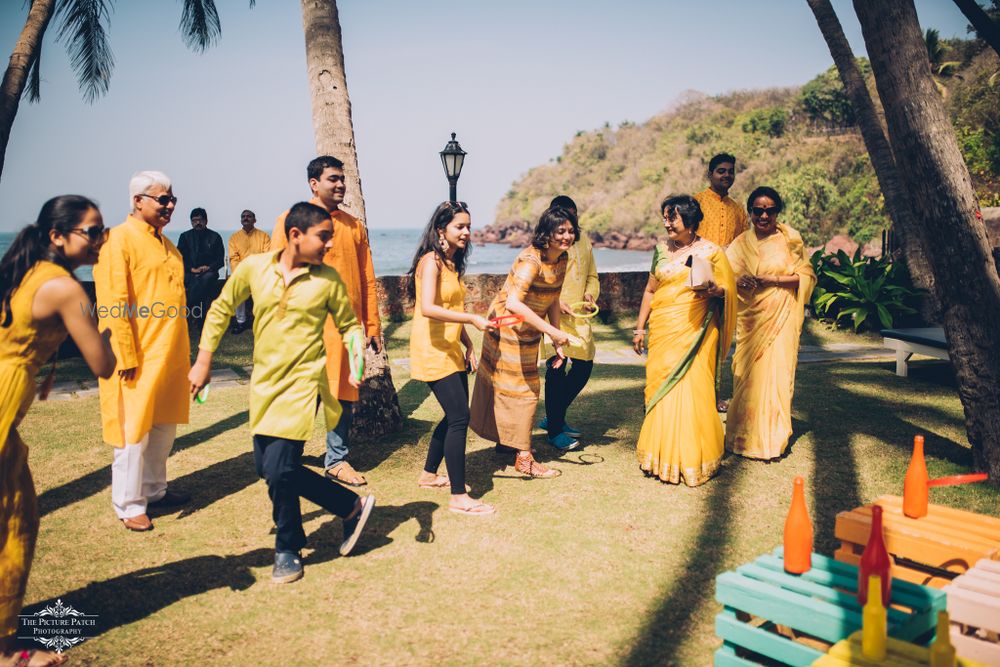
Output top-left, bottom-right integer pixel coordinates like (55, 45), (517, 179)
(139, 193), (177, 206)
(70, 226), (109, 243)
(751, 206), (780, 217)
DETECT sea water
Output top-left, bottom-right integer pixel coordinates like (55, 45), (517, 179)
(0, 227), (651, 280)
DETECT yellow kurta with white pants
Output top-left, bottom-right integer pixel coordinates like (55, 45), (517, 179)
(636, 240), (736, 486)
(94, 215), (190, 518)
(725, 224), (816, 460)
(0, 262), (70, 640)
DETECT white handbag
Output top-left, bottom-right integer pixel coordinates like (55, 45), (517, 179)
(686, 254), (715, 291)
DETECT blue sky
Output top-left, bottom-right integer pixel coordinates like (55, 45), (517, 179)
(0, 0), (971, 231)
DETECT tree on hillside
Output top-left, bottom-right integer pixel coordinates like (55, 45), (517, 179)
(953, 0), (1000, 58)
(0, 0), (243, 183)
(812, 0), (1000, 481)
(300, 0), (402, 439)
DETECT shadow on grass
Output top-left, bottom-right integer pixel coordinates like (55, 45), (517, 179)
(37, 411), (249, 518)
(297, 501), (438, 549)
(622, 457), (749, 666)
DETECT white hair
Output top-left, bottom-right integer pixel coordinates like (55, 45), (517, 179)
(128, 170), (171, 210)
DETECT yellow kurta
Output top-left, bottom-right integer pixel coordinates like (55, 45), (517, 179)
(94, 215), (190, 446)
(199, 251), (362, 440)
(272, 200), (380, 402)
(0, 262), (71, 638)
(469, 247), (567, 450)
(409, 256), (467, 382)
(695, 188), (749, 248)
(228, 227), (271, 271)
(725, 224), (816, 460)
(636, 240), (736, 486)
(541, 233), (599, 361)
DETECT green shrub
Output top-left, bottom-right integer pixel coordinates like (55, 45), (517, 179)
(740, 107), (788, 137)
(810, 248), (922, 332)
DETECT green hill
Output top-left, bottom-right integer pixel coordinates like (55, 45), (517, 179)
(494, 45), (1000, 248)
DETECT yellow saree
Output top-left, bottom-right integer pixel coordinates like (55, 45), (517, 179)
(725, 224), (816, 460)
(636, 240), (736, 486)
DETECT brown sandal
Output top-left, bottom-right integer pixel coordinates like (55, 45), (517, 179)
(514, 453), (561, 479)
(325, 462), (367, 487)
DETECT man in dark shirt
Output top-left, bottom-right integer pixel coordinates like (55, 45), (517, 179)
(177, 207), (225, 330)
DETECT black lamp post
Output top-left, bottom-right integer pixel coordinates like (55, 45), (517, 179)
(439, 132), (467, 202)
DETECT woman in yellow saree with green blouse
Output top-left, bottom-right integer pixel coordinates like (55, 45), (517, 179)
(725, 187), (816, 460)
(633, 195), (736, 486)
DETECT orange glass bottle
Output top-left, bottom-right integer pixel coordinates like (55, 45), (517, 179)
(903, 434), (929, 519)
(783, 476), (813, 574)
(858, 504), (892, 606)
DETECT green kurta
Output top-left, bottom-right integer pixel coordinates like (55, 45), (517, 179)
(199, 251), (361, 440)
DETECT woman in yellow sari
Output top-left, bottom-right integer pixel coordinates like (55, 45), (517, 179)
(633, 195), (736, 486)
(0, 196), (115, 667)
(725, 186), (816, 460)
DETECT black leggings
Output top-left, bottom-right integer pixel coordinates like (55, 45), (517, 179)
(544, 356), (594, 437)
(424, 371), (470, 495)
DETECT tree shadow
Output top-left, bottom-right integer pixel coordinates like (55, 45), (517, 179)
(37, 412), (250, 518)
(622, 457), (749, 666)
(158, 451), (258, 520)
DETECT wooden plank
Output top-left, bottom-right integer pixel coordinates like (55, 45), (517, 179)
(820, 631), (990, 667)
(950, 629), (1000, 665)
(714, 644), (762, 667)
(946, 585), (1000, 635)
(715, 613), (825, 667)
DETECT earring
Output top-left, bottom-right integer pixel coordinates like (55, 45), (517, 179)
(438, 235), (449, 253)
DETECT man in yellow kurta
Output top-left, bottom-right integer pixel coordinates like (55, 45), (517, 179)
(94, 171), (191, 532)
(227, 209), (270, 333)
(271, 156), (381, 487)
(694, 153), (749, 249)
(540, 196), (599, 451)
(190, 201), (374, 584)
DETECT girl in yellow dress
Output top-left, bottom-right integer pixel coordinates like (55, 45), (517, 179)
(633, 195), (736, 486)
(725, 187), (816, 460)
(407, 202), (496, 515)
(469, 207), (578, 479)
(0, 196), (116, 667)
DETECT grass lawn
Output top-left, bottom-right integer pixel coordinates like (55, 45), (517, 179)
(18, 319), (998, 666)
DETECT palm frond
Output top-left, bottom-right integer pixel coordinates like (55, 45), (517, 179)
(180, 0), (221, 53)
(55, 0), (114, 103)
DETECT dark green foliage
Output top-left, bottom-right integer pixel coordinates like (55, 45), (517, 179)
(740, 107), (788, 137)
(810, 249), (922, 332)
(798, 63), (869, 129)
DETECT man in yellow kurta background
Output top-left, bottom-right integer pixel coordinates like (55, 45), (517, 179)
(94, 171), (191, 532)
(541, 195), (599, 451)
(271, 156), (381, 487)
(694, 152), (749, 249)
(228, 209), (270, 333)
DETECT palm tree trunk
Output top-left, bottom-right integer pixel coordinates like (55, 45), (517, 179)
(0, 0), (57, 183)
(853, 0), (1000, 483)
(805, 0), (938, 316)
(300, 0), (401, 440)
(952, 0), (1000, 59)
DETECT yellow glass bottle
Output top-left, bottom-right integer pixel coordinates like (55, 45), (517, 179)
(861, 574), (887, 661)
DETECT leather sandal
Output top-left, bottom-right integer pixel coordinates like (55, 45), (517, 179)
(325, 462), (367, 487)
(121, 514), (153, 531)
(514, 453), (561, 479)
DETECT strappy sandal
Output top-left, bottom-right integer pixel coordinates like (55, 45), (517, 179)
(325, 462), (367, 487)
(449, 501), (496, 516)
(514, 454), (561, 479)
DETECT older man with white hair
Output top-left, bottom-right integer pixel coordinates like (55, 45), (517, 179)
(94, 170), (191, 531)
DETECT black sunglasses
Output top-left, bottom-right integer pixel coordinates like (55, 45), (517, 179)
(139, 193), (177, 206)
(70, 226), (109, 243)
(751, 206), (780, 217)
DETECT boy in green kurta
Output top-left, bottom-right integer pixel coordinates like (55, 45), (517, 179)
(189, 202), (374, 584)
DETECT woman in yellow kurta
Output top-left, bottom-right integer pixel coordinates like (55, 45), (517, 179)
(540, 195), (600, 451)
(94, 172), (191, 531)
(469, 207), (579, 479)
(725, 187), (816, 460)
(633, 195), (736, 486)
(0, 196), (115, 667)
(407, 201), (495, 515)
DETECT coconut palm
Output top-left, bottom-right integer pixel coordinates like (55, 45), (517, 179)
(0, 0), (251, 183)
(925, 28), (962, 97)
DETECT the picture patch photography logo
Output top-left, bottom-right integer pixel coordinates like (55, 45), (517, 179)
(17, 599), (98, 652)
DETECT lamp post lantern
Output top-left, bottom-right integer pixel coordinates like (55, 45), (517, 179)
(439, 132), (467, 202)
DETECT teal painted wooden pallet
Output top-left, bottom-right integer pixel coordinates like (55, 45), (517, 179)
(714, 547), (947, 666)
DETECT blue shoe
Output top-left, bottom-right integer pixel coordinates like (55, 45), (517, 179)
(272, 551), (303, 584)
(547, 432), (581, 452)
(538, 417), (583, 438)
